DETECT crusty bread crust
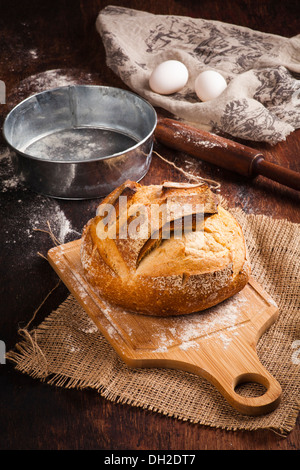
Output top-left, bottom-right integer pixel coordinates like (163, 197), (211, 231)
(80, 181), (251, 316)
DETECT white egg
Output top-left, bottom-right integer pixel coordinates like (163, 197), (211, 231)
(149, 60), (189, 95)
(195, 70), (227, 102)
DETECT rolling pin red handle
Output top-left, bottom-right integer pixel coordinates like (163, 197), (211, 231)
(252, 156), (300, 191)
(155, 117), (300, 191)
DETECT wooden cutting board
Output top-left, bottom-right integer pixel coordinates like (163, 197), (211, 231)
(48, 239), (282, 416)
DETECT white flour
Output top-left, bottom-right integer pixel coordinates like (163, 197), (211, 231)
(149, 292), (249, 352)
(1, 147), (80, 245)
(30, 203), (81, 244)
(16, 68), (95, 97)
(0, 148), (24, 192)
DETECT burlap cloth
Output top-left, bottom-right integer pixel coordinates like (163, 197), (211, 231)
(7, 206), (300, 436)
(96, 6), (300, 145)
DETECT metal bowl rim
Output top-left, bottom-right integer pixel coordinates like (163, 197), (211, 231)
(2, 84), (157, 164)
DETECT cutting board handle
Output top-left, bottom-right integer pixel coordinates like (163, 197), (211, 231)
(185, 341), (282, 416)
(219, 361), (282, 416)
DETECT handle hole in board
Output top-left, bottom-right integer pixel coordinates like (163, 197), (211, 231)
(234, 373), (269, 398)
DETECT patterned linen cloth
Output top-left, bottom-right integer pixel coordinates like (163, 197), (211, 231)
(96, 6), (300, 144)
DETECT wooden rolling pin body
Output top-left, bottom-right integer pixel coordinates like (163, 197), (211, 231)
(155, 117), (300, 191)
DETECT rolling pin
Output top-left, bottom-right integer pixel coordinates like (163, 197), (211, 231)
(154, 117), (300, 191)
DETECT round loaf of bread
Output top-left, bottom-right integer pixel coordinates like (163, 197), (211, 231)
(80, 180), (250, 316)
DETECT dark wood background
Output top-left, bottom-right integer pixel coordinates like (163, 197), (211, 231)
(0, 0), (299, 450)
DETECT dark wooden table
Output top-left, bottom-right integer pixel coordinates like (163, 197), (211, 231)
(1, 0), (299, 451)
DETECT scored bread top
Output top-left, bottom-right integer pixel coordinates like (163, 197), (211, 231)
(87, 180), (246, 280)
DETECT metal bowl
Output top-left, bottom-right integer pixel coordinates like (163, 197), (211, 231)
(3, 85), (157, 199)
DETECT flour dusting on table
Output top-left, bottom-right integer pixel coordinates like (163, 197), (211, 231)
(1, 147), (80, 246)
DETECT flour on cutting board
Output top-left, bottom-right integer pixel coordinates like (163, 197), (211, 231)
(151, 292), (249, 352)
(84, 277), (250, 352)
